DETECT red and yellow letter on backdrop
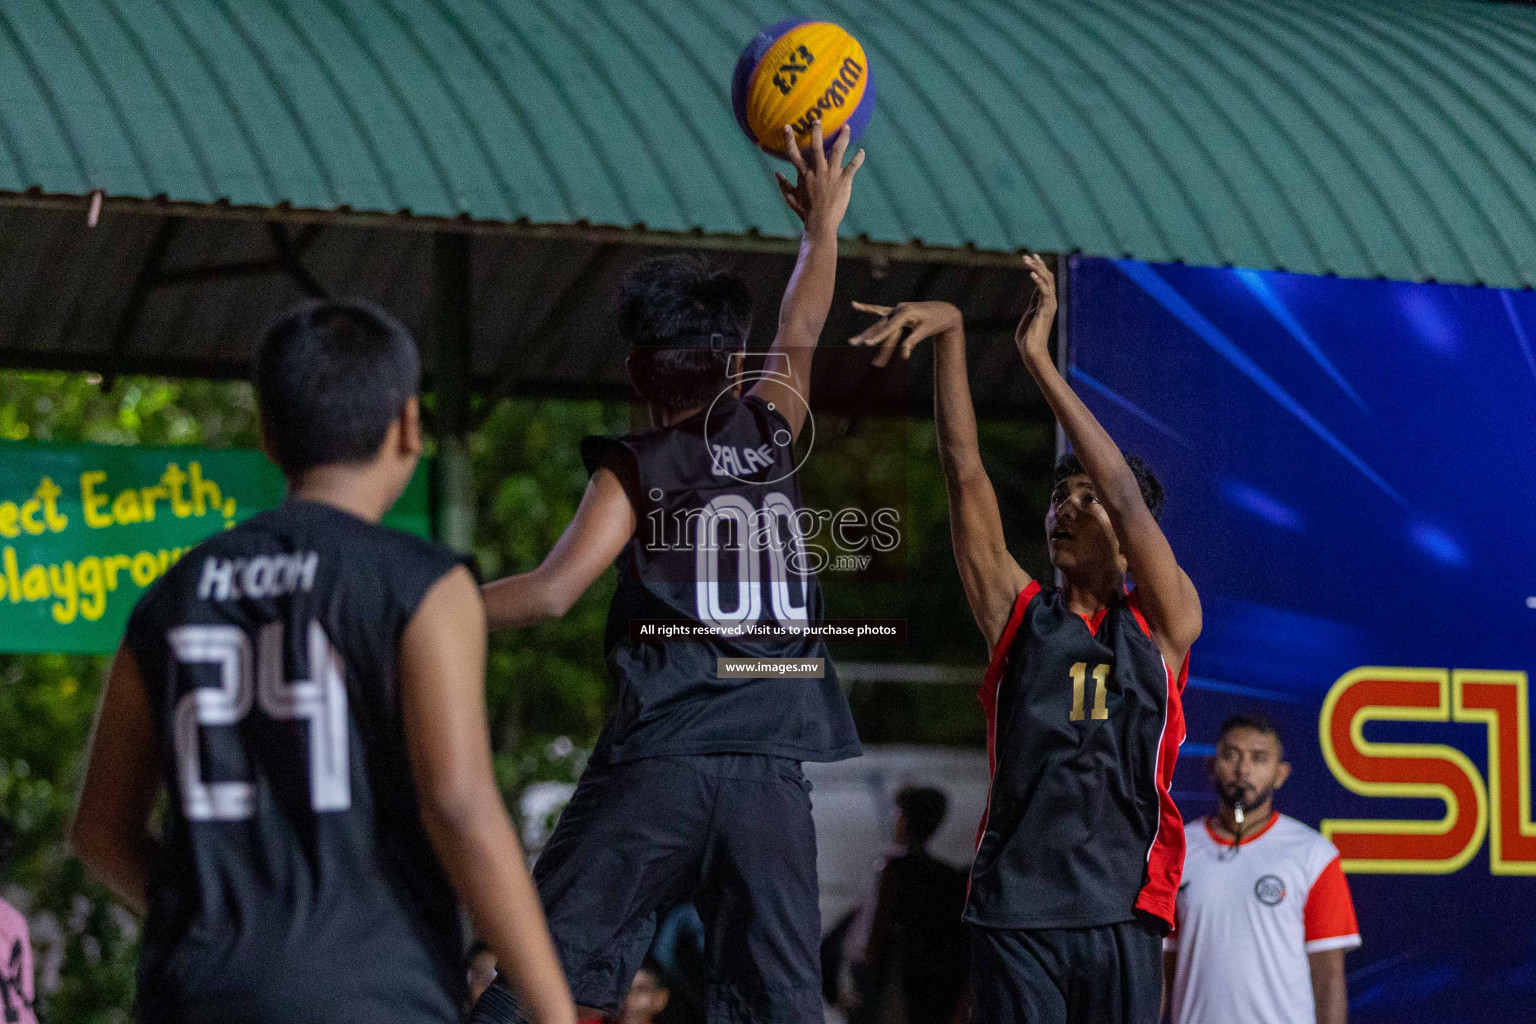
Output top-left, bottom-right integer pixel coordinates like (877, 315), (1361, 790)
(1321, 667), (1536, 875)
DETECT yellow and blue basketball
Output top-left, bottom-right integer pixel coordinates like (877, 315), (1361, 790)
(731, 20), (874, 160)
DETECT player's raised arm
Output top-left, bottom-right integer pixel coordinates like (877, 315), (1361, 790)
(851, 300), (1031, 653)
(480, 463), (637, 630)
(747, 121), (865, 439)
(1014, 254), (1202, 662)
(71, 643), (162, 916)
(400, 566), (576, 1024)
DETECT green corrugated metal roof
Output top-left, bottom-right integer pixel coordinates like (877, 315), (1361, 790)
(1, 0), (1533, 287)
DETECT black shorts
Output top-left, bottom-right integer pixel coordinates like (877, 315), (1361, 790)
(480, 754), (823, 1024)
(969, 919), (1162, 1024)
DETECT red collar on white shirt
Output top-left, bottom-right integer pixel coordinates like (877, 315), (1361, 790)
(1204, 810), (1280, 847)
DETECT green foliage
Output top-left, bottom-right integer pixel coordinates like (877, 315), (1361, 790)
(0, 371), (261, 1023)
(471, 397), (629, 766)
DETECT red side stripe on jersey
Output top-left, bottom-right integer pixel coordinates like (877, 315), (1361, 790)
(1125, 588), (1153, 640)
(1135, 650), (1189, 929)
(1304, 854), (1360, 943)
(975, 580), (1042, 850)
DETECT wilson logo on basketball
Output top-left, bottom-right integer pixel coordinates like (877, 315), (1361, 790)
(790, 58), (866, 137)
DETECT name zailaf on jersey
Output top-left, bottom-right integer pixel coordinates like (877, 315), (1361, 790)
(197, 552), (319, 601)
(709, 443), (779, 477)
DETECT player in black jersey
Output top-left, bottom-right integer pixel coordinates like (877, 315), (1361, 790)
(851, 254), (1202, 1024)
(469, 123), (864, 1024)
(70, 301), (574, 1024)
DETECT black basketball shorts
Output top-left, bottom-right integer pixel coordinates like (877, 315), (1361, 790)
(472, 753), (823, 1024)
(969, 917), (1163, 1024)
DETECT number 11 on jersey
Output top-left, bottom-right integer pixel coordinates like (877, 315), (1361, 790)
(1069, 661), (1110, 722)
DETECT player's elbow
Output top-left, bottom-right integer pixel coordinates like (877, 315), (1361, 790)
(1097, 474), (1146, 518)
(938, 445), (985, 485)
(482, 572), (577, 627)
(539, 578), (581, 619)
(772, 319), (819, 354)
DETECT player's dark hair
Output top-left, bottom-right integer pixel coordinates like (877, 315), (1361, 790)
(896, 786), (949, 847)
(1218, 713), (1285, 754)
(1053, 452), (1165, 522)
(254, 299), (420, 476)
(616, 255), (753, 411)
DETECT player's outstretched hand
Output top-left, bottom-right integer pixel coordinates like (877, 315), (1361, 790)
(849, 300), (963, 368)
(1014, 252), (1058, 366)
(775, 120), (866, 237)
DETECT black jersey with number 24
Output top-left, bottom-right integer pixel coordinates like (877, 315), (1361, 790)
(124, 500), (472, 1024)
(966, 581), (1188, 932)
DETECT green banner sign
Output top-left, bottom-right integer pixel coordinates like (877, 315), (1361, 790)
(0, 442), (432, 654)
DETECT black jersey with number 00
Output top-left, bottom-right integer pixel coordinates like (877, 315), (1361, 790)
(966, 582), (1187, 932)
(124, 501), (473, 1024)
(581, 394), (860, 764)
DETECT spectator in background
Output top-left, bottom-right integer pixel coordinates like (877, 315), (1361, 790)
(1164, 715), (1360, 1024)
(0, 816), (38, 1024)
(841, 787), (969, 1024)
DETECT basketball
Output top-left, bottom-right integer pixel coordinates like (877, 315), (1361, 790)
(731, 19), (875, 160)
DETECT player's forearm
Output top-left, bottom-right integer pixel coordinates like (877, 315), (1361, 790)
(1020, 348), (1143, 513)
(480, 571), (574, 630)
(1162, 951), (1177, 1022)
(422, 798), (576, 1024)
(1310, 952), (1348, 1024)
(776, 227), (839, 353)
(933, 326), (986, 481)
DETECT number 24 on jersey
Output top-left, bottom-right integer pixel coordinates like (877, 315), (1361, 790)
(168, 621), (350, 822)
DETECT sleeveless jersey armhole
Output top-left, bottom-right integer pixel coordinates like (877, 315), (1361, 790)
(1125, 587), (1153, 639)
(579, 434), (643, 509)
(979, 581), (1042, 749)
(982, 582), (1042, 692)
(973, 580), (1042, 852)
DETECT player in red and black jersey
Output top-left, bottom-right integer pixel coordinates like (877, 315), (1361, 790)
(852, 254), (1201, 1024)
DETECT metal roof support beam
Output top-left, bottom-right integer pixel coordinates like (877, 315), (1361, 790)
(433, 231), (475, 554)
(268, 223), (329, 299)
(105, 215), (183, 388)
(475, 244), (620, 425)
(0, 195), (1025, 269)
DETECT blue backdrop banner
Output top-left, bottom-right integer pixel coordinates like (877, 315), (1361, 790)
(1068, 255), (1536, 1022)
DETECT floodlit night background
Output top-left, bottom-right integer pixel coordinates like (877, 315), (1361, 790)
(1069, 255), (1536, 1022)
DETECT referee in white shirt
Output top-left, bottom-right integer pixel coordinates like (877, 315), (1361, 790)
(1164, 715), (1360, 1024)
